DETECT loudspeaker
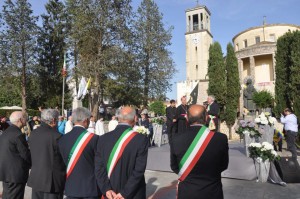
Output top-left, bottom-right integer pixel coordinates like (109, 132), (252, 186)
(276, 157), (300, 183)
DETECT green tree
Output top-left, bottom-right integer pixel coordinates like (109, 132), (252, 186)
(289, 31), (300, 117)
(274, 30), (300, 117)
(1, 0), (38, 111)
(37, 0), (69, 108)
(224, 43), (240, 140)
(207, 42), (226, 119)
(149, 101), (165, 116)
(274, 31), (293, 116)
(66, 0), (136, 117)
(134, 0), (175, 106)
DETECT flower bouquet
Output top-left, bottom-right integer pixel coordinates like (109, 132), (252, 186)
(255, 112), (276, 143)
(133, 126), (150, 136)
(248, 142), (280, 182)
(151, 117), (165, 125)
(236, 120), (261, 139)
(248, 142), (280, 162)
(255, 112), (276, 126)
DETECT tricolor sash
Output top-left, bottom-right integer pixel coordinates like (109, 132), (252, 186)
(178, 126), (214, 181)
(66, 130), (94, 178)
(107, 127), (138, 178)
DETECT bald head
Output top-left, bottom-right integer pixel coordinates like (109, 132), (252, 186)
(9, 111), (27, 128)
(116, 106), (136, 126)
(187, 105), (207, 125)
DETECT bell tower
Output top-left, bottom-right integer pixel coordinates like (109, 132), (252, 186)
(185, 4), (213, 81)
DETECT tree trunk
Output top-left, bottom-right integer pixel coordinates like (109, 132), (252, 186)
(143, 54), (150, 106)
(21, 44), (27, 112)
(228, 124), (232, 140)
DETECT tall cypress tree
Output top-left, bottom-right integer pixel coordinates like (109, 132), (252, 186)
(289, 31), (300, 117)
(224, 43), (240, 139)
(134, 0), (175, 106)
(207, 42), (226, 119)
(37, 0), (68, 108)
(2, 0), (38, 111)
(274, 31), (294, 116)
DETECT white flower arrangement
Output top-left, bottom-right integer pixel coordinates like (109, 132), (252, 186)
(248, 141), (280, 162)
(255, 112), (276, 126)
(133, 126), (150, 136)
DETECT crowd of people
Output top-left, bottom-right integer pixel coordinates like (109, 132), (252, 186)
(0, 95), (298, 199)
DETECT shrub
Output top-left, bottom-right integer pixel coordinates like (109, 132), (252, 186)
(252, 90), (274, 109)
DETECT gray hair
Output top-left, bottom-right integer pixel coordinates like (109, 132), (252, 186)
(41, 109), (59, 124)
(208, 95), (215, 101)
(116, 107), (135, 122)
(9, 111), (26, 124)
(72, 107), (91, 123)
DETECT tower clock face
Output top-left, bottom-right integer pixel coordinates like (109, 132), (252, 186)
(192, 35), (199, 44)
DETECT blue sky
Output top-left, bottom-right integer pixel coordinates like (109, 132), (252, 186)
(2, 0), (300, 100)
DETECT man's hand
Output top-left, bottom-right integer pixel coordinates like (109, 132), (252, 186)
(172, 119), (176, 122)
(106, 190), (116, 199)
(115, 193), (125, 199)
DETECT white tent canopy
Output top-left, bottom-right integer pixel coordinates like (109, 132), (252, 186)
(0, 106), (22, 110)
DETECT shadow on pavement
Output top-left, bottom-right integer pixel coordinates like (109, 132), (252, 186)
(149, 180), (177, 199)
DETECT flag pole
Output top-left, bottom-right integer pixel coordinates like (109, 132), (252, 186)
(62, 53), (67, 117)
(62, 76), (65, 116)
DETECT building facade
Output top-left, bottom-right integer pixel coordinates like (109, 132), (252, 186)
(233, 24), (300, 111)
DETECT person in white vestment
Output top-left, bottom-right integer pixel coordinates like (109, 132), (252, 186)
(95, 117), (105, 136)
(64, 116), (73, 134)
(108, 116), (118, 132)
(87, 116), (96, 133)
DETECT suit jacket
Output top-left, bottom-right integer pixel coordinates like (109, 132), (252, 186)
(166, 106), (176, 126)
(95, 124), (148, 199)
(58, 126), (100, 197)
(176, 104), (189, 134)
(27, 122), (66, 193)
(0, 125), (31, 183)
(207, 101), (220, 128)
(170, 125), (229, 199)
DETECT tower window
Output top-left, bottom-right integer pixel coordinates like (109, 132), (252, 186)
(236, 43), (239, 51)
(193, 14), (199, 31)
(255, 36), (260, 44)
(269, 34), (276, 42)
(188, 16), (191, 32)
(244, 40), (248, 48)
(195, 47), (197, 51)
(196, 65), (198, 70)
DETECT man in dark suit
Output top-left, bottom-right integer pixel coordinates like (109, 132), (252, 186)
(27, 109), (66, 199)
(171, 105), (228, 199)
(0, 111), (31, 199)
(58, 107), (100, 199)
(206, 95), (220, 132)
(176, 96), (189, 134)
(166, 99), (177, 144)
(96, 106), (148, 199)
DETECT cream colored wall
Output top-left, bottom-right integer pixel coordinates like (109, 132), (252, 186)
(186, 32), (212, 80)
(254, 55), (273, 83)
(233, 25), (300, 50)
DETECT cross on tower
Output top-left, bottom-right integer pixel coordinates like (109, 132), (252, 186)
(196, 0), (199, 5)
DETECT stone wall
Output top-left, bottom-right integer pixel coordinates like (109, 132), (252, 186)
(219, 120), (241, 140)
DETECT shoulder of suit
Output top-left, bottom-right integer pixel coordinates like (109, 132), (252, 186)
(213, 132), (228, 141)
